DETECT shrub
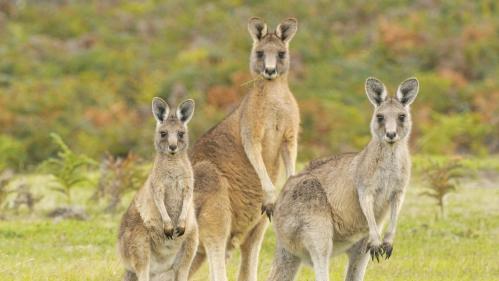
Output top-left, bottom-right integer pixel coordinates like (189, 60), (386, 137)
(418, 157), (471, 218)
(0, 135), (26, 170)
(90, 152), (147, 212)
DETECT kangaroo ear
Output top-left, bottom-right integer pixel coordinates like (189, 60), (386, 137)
(152, 97), (169, 123)
(276, 18), (298, 44)
(177, 99), (195, 124)
(248, 17), (268, 42)
(396, 78), (419, 106)
(365, 77), (388, 107)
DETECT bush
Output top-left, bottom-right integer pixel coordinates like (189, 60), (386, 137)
(417, 157), (472, 218)
(91, 153), (148, 212)
(0, 135), (26, 170)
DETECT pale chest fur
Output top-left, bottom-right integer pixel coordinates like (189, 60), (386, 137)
(363, 148), (410, 217)
(260, 91), (299, 166)
(151, 161), (193, 222)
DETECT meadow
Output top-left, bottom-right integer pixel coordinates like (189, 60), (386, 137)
(1, 173), (498, 281)
(1, 1), (499, 281)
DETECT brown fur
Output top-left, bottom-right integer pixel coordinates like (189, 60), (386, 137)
(188, 18), (300, 281)
(118, 98), (198, 281)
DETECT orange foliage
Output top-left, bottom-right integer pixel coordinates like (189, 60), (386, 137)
(378, 17), (425, 53)
(84, 102), (136, 128)
(437, 68), (468, 88)
(207, 71), (250, 109)
(462, 24), (495, 43)
(472, 90), (499, 123)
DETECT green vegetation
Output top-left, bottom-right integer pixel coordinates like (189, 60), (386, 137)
(0, 1), (498, 280)
(90, 153), (148, 213)
(38, 133), (96, 204)
(1, 183), (498, 281)
(418, 158), (470, 218)
(0, 1), (498, 166)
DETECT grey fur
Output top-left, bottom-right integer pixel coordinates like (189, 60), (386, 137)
(267, 78), (419, 281)
(118, 98), (198, 281)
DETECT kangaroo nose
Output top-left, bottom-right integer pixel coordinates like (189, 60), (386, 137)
(264, 68), (276, 75)
(386, 132), (396, 140)
(168, 145), (177, 151)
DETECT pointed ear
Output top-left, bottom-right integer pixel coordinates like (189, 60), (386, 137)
(396, 78), (419, 106)
(276, 18), (298, 44)
(248, 17), (268, 42)
(152, 97), (169, 123)
(365, 77), (388, 107)
(177, 99), (195, 124)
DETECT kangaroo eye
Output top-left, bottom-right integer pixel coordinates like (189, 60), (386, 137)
(376, 114), (385, 122)
(178, 131), (185, 138)
(278, 51), (286, 59)
(398, 114), (406, 122)
(256, 51), (264, 59)
(160, 131), (167, 138)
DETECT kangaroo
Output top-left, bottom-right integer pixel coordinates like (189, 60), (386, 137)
(118, 98), (198, 281)
(267, 77), (419, 281)
(188, 17), (300, 281)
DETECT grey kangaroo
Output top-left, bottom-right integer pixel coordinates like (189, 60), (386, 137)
(118, 97), (198, 281)
(267, 77), (419, 281)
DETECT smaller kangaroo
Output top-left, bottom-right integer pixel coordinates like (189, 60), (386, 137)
(118, 97), (198, 281)
(267, 77), (419, 281)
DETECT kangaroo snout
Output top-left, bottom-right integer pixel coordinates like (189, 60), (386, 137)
(168, 144), (178, 153)
(386, 132), (396, 140)
(264, 67), (276, 75)
(385, 132), (398, 143)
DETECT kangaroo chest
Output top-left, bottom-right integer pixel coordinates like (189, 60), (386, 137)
(156, 169), (189, 223)
(371, 158), (408, 216)
(261, 96), (298, 164)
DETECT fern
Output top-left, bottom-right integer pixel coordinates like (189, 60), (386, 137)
(419, 158), (470, 218)
(39, 133), (96, 204)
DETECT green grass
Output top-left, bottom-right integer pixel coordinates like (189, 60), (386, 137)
(1, 185), (499, 281)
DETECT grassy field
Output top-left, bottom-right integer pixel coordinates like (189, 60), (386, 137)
(1, 183), (498, 281)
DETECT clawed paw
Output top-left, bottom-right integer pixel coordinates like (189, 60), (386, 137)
(382, 242), (393, 259)
(261, 203), (274, 222)
(366, 242), (393, 262)
(164, 227), (175, 239)
(366, 243), (384, 263)
(175, 226), (185, 237)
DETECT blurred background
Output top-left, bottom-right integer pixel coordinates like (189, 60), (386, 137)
(0, 1), (498, 281)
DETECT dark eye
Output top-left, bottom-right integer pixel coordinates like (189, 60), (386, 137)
(376, 114), (385, 122)
(278, 51), (286, 59)
(256, 51), (264, 59)
(160, 131), (167, 138)
(178, 131), (185, 138)
(398, 114), (406, 122)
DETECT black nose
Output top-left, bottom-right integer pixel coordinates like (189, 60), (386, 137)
(264, 68), (276, 75)
(168, 145), (177, 151)
(386, 132), (396, 140)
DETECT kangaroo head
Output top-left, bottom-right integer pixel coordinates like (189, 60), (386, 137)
(248, 17), (298, 80)
(365, 77), (419, 145)
(152, 97), (195, 155)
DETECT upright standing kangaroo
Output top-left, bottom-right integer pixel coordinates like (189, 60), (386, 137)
(118, 98), (198, 281)
(188, 17), (300, 281)
(267, 77), (419, 281)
